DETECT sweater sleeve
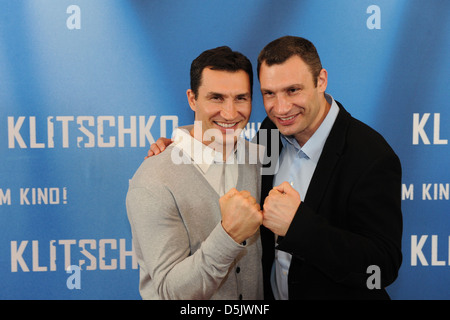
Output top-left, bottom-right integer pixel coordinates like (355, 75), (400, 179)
(126, 184), (245, 299)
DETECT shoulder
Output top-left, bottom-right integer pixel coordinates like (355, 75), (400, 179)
(347, 115), (397, 158)
(129, 145), (189, 189)
(333, 101), (397, 157)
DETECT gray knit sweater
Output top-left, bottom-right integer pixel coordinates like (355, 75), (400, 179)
(126, 141), (263, 300)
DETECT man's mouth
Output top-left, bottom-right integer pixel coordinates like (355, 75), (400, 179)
(214, 121), (238, 128)
(276, 113), (299, 125)
(279, 115), (296, 121)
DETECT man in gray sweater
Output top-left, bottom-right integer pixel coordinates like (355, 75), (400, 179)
(126, 47), (264, 300)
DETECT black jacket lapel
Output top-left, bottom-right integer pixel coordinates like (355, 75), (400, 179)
(303, 101), (350, 211)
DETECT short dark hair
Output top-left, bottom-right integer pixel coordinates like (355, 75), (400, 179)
(190, 46), (253, 98)
(257, 36), (322, 86)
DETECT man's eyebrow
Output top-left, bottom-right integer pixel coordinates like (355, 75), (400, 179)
(206, 92), (224, 97)
(261, 84), (304, 93)
(284, 84), (304, 90)
(236, 93), (251, 98)
(205, 92), (250, 98)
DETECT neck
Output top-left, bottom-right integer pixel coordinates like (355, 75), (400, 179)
(190, 127), (237, 161)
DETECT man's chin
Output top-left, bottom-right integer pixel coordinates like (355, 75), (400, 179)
(211, 134), (238, 147)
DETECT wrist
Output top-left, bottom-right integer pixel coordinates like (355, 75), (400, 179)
(221, 221), (245, 244)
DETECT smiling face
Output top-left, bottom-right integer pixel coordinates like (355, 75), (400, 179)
(259, 55), (329, 146)
(187, 67), (252, 150)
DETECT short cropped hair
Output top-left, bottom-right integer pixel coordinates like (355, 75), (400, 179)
(257, 36), (322, 86)
(190, 46), (253, 98)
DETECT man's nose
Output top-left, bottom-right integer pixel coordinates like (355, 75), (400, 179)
(221, 101), (238, 119)
(273, 95), (291, 115)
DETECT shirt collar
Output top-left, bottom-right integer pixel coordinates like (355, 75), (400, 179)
(280, 93), (340, 163)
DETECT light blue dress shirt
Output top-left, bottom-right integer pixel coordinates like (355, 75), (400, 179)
(271, 93), (340, 300)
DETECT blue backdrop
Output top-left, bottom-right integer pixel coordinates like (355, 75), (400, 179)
(1, 0), (449, 300)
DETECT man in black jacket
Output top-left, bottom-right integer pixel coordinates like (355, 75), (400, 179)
(256, 36), (402, 300)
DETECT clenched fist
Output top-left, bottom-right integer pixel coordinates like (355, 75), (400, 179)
(263, 181), (301, 236)
(219, 188), (263, 244)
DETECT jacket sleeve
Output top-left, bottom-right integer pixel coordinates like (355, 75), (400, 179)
(276, 152), (403, 289)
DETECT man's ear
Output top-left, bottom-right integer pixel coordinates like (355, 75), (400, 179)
(186, 89), (197, 112)
(317, 68), (328, 93)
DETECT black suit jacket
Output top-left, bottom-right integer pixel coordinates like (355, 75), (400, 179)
(256, 101), (403, 300)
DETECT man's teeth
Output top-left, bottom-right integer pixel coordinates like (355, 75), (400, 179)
(215, 122), (237, 128)
(280, 115), (295, 121)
